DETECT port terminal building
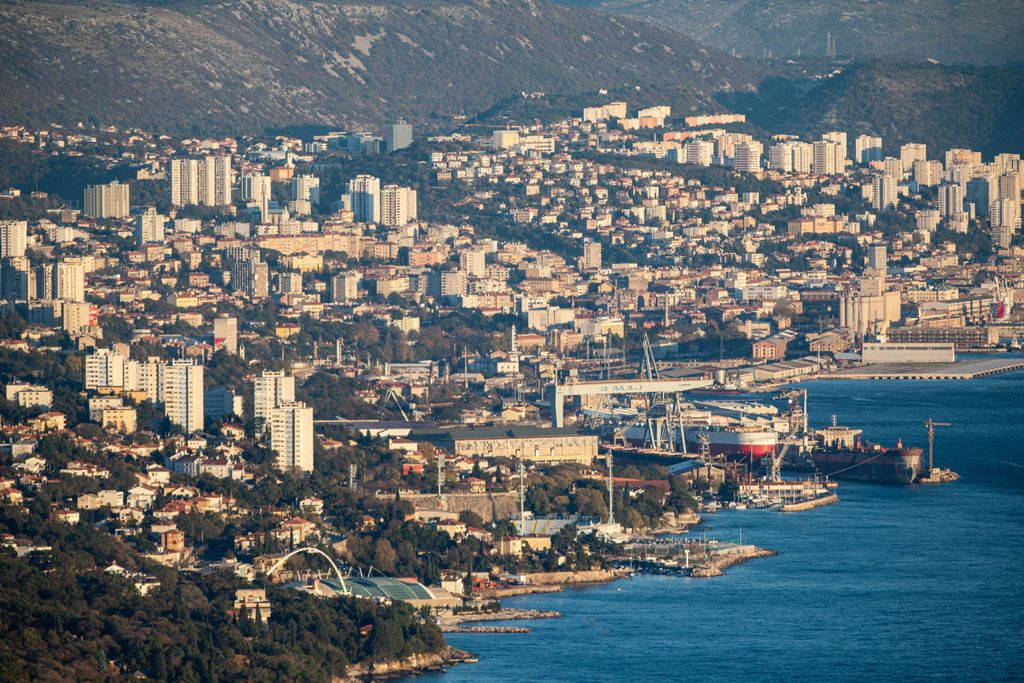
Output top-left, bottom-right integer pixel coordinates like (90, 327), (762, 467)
(861, 342), (955, 364)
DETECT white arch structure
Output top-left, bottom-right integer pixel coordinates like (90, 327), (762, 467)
(266, 547), (350, 595)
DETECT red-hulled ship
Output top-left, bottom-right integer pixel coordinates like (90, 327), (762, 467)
(621, 423), (778, 460)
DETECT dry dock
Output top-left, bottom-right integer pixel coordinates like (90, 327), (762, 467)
(827, 357), (1024, 380)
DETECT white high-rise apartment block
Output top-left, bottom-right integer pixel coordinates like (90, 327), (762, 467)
(792, 142), (814, 174)
(459, 249), (487, 279)
(170, 157), (233, 207)
(812, 140), (846, 175)
(822, 130), (848, 153)
(582, 239), (602, 270)
(872, 174), (898, 212)
(993, 153), (1022, 173)
(85, 348), (127, 389)
(916, 209), (941, 232)
(330, 272), (361, 303)
(945, 148), (982, 169)
(291, 174), (320, 205)
(913, 160), (943, 187)
(0, 221), (27, 259)
(385, 121), (413, 152)
(768, 143), (790, 173)
(54, 260), (86, 302)
(241, 174), (271, 220)
(998, 172), (1021, 201)
(440, 270), (467, 298)
(380, 185), (417, 227)
(900, 143), (927, 173)
(714, 133), (753, 164)
(492, 129), (521, 149)
(769, 141), (812, 173)
(254, 371), (295, 431)
(83, 181), (130, 219)
(270, 401), (314, 473)
(855, 135), (883, 164)
(938, 183), (964, 218)
(161, 360), (204, 433)
(882, 157), (903, 179)
(276, 272), (303, 296)
(213, 315), (238, 354)
(136, 208), (166, 246)
(1, 257), (31, 302)
(582, 102), (627, 122)
(203, 155), (233, 206)
(170, 159), (199, 206)
(867, 243), (887, 273)
(62, 302), (95, 335)
(347, 175), (381, 223)
(733, 141), (763, 173)
(990, 198), (1021, 248)
(684, 140), (714, 166)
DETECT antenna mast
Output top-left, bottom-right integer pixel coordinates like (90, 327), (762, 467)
(606, 452), (615, 524)
(437, 451), (446, 500)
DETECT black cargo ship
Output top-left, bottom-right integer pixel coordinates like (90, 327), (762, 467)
(812, 444), (924, 484)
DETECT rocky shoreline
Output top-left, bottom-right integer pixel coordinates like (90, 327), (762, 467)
(444, 625), (531, 633)
(336, 646), (475, 682)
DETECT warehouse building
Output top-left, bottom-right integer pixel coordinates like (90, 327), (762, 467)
(409, 426), (598, 465)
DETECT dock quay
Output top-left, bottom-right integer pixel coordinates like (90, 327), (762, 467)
(826, 357), (1024, 380)
(618, 538), (776, 577)
(917, 468), (960, 484)
(781, 493), (838, 512)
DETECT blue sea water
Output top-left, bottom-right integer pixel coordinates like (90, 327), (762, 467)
(426, 366), (1024, 682)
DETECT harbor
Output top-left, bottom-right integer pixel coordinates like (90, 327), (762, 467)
(427, 368), (1024, 683)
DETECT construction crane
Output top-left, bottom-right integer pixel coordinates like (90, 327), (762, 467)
(923, 418), (951, 473)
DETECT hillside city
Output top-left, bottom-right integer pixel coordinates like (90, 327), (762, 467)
(0, 101), (1021, 678)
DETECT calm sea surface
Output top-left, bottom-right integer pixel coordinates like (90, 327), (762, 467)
(426, 363), (1024, 682)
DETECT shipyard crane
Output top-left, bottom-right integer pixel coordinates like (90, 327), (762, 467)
(923, 418), (951, 474)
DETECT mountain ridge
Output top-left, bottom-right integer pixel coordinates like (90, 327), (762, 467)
(556, 0), (1024, 66)
(0, 0), (763, 135)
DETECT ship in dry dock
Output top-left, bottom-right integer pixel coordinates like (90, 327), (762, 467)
(602, 400), (782, 462)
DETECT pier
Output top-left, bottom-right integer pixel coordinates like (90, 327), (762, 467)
(827, 357), (1024, 380)
(781, 493), (838, 512)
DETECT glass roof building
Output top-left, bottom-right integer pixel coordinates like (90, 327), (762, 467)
(292, 575), (460, 608)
